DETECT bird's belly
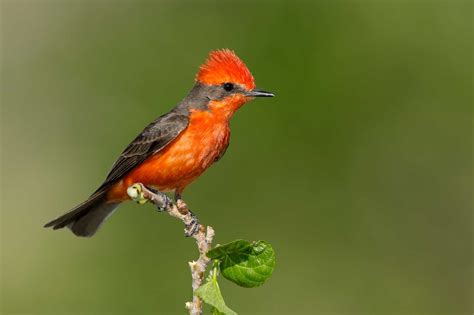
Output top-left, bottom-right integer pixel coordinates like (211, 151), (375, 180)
(110, 121), (230, 200)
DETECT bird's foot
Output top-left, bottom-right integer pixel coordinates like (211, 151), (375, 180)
(146, 186), (171, 212)
(158, 195), (172, 212)
(127, 184), (171, 211)
(127, 184), (200, 237)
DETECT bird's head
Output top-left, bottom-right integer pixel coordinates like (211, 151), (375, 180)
(181, 49), (273, 118)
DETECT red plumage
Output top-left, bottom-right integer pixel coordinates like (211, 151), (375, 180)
(196, 49), (255, 90)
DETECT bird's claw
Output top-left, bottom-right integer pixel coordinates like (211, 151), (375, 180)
(127, 183), (148, 205)
(143, 186), (171, 212)
(184, 210), (199, 237)
(157, 194), (172, 212)
(127, 184), (198, 235)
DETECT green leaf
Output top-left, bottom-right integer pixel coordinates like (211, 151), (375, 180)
(195, 275), (237, 315)
(211, 307), (226, 315)
(207, 240), (276, 288)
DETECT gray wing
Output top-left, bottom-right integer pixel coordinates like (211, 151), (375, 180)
(95, 111), (189, 192)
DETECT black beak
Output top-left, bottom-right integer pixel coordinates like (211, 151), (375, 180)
(246, 88), (275, 97)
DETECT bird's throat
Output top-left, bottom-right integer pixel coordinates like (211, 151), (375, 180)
(207, 94), (248, 120)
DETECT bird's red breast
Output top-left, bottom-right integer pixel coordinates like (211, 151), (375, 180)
(106, 94), (247, 202)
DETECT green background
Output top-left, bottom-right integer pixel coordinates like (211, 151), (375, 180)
(1, 0), (472, 314)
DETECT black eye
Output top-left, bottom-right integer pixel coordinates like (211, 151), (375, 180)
(223, 83), (234, 92)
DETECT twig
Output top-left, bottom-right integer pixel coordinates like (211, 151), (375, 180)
(127, 183), (214, 315)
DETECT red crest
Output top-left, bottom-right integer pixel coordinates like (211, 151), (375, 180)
(196, 49), (255, 90)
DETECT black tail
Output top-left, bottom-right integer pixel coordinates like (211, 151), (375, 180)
(44, 191), (120, 237)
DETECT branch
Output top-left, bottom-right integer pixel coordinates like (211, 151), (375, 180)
(127, 183), (214, 315)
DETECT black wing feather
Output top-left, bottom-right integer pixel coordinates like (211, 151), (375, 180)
(95, 111), (188, 192)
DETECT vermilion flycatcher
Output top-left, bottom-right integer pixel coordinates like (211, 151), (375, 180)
(44, 49), (274, 237)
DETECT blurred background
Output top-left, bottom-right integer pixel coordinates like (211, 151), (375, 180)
(1, 0), (472, 314)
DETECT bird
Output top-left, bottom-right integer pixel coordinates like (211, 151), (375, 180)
(44, 49), (274, 237)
